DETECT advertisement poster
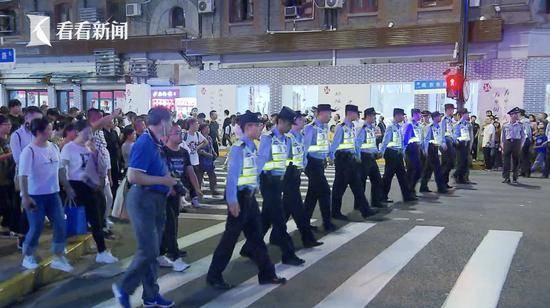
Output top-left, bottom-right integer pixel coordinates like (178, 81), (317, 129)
(124, 84), (151, 115)
(477, 79), (524, 121)
(151, 88), (179, 111)
(197, 85), (237, 114)
(175, 97), (197, 119)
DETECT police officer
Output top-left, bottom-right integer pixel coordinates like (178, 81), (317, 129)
(403, 109), (423, 195)
(381, 108), (417, 203)
(304, 104), (336, 232)
(420, 111), (448, 193)
(356, 107), (385, 208)
(282, 111), (323, 248)
(501, 107), (525, 184)
(519, 109), (532, 178)
(207, 111), (286, 290)
(330, 104), (379, 220)
(242, 106), (304, 266)
(453, 108), (473, 184)
(441, 103), (457, 189)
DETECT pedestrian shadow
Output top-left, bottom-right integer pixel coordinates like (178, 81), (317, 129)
(509, 182), (541, 190)
(453, 184), (477, 191)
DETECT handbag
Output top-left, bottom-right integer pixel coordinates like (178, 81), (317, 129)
(111, 176), (129, 220)
(65, 199), (88, 237)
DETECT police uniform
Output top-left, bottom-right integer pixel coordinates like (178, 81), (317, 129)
(356, 107), (384, 207)
(501, 107), (526, 183)
(519, 111), (533, 177)
(304, 104), (335, 231)
(441, 104), (457, 188)
(543, 123), (550, 178)
(380, 108), (416, 202)
(453, 109), (473, 184)
(207, 111), (285, 290)
(403, 109), (423, 194)
(330, 104), (378, 220)
(282, 111), (323, 248)
(420, 111), (448, 193)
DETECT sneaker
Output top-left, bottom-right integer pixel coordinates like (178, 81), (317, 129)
(143, 294), (175, 308)
(17, 237), (24, 250)
(157, 255), (174, 268)
(22, 255), (39, 270)
(172, 258), (190, 272)
(112, 283), (131, 308)
(96, 250), (119, 264)
(106, 218), (115, 230)
(181, 197), (191, 208)
(50, 256), (74, 272)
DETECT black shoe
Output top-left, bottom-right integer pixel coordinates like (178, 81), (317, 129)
(207, 278), (233, 290)
(502, 178), (511, 184)
(324, 223), (337, 232)
(404, 196), (419, 203)
(419, 187), (432, 193)
(361, 208), (379, 218)
(239, 248), (253, 259)
(446, 184), (454, 189)
(309, 225), (319, 232)
(17, 237), (24, 250)
(178, 249), (188, 257)
(512, 179), (518, 184)
(282, 255), (305, 266)
(303, 239), (323, 248)
(381, 198), (394, 203)
(332, 213), (349, 221)
(437, 189), (449, 194)
(259, 276), (287, 285)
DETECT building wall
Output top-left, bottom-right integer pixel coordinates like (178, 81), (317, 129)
(523, 57), (550, 113)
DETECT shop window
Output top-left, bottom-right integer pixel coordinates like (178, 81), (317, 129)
(0, 10), (16, 35)
(84, 90), (125, 113)
(230, 0), (254, 23)
(418, 0), (453, 8)
(55, 3), (72, 24)
(8, 90), (48, 107)
(57, 90), (74, 114)
(349, 0), (378, 13)
(170, 6), (185, 28)
(284, 0), (314, 20)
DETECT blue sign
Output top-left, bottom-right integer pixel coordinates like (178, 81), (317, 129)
(0, 48), (15, 63)
(414, 80), (445, 90)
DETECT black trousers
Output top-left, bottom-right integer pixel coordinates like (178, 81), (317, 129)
(454, 141), (469, 183)
(520, 139), (531, 177)
(405, 143), (422, 193)
(304, 156), (332, 227)
(0, 184), (18, 232)
(503, 139), (522, 180)
(441, 137), (456, 185)
(420, 144), (446, 192)
(207, 190), (276, 282)
(212, 139), (220, 157)
(358, 152), (383, 206)
(160, 196), (181, 260)
(332, 151), (371, 216)
(471, 138), (479, 160)
(382, 149), (412, 200)
(282, 165), (316, 243)
(544, 144), (550, 177)
(483, 146), (493, 170)
(70, 181), (107, 252)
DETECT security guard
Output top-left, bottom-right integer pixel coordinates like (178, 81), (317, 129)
(282, 111), (323, 248)
(519, 109), (532, 178)
(420, 111), (448, 193)
(207, 110), (286, 290)
(242, 106), (304, 266)
(380, 108), (417, 203)
(453, 108), (473, 184)
(441, 103), (457, 189)
(501, 107), (525, 184)
(403, 108), (423, 195)
(304, 104), (336, 232)
(356, 107), (385, 208)
(330, 104), (379, 220)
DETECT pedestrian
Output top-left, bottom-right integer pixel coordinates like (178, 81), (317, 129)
(356, 107), (385, 207)
(7, 99), (23, 133)
(183, 117), (208, 207)
(501, 107), (525, 184)
(197, 123), (219, 196)
(493, 121), (503, 170)
(120, 127), (135, 170)
(330, 104), (379, 220)
(282, 110), (323, 248)
(112, 107), (178, 308)
(470, 115), (480, 161)
(420, 111), (448, 193)
(403, 108), (423, 195)
(208, 110), (220, 156)
(206, 110), (286, 290)
(481, 117), (495, 170)
(0, 115), (15, 235)
(531, 128), (547, 173)
(441, 103), (457, 189)
(519, 110), (533, 178)
(304, 104), (336, 232)
(19, 117), (74, 272)
(543, 121), (550, 178)
(453, 109), (473, 184)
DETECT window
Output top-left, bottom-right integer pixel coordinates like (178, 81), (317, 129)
(284, 0), (314, 20)
(84, 90), (125, 113)
(108, 0), (127, 23)
(349, 0), (378, 13)
(0, 10), (16, 34)
(230, 0), (253, 23)
(418, 0), (453, 8)
(8, 90), (48, 107)
(236, 85), (269, 114)
(54, 3), (72, 24)
(170, 7), (185, 28)
(57, 91), (74, 114)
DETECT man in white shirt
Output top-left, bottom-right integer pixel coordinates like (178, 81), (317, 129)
(481, 118), (496, 170)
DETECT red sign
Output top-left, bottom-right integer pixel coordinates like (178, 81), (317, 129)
(151, 88), (180, 111)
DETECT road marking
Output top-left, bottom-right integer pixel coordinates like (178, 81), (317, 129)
(201, 222), (376, 308)
(180, 213), (228, 221)
(315, 225), (444, 308)
(442, 230), (523, 308)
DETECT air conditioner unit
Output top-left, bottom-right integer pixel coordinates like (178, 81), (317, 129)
(324, 0), (344, 9)
(198, 0), (215, 14)
(470, 0), (481, 7)
(285, 6), (298, 18)
(126, 3), (142, 17)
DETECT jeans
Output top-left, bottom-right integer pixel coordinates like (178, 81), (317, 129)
(23, 193), (66, 256)
(118, 185), (167, 302)
(531, 152), (545, 172)
(483, 147), (493, 170)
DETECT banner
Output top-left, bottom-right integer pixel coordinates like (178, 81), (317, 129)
(477, 79), (524, 121)
(151, 88), (179, 111)
(124, 84), (151, 114)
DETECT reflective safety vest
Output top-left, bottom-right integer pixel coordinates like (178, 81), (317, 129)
(308, 125), (329, 154)
(336, 124), (356, 151)
(444, 118), (454, 137)
(286, 133), (305, 168)
(262, 135), (288, 172)
(457, 125), (471, 142)
(237, 144), (258, 187)
(360, 127), (377, 150)
(429, 125), (442, 146)
(408, 124), (422, 144)
(387, 127), (403, 149)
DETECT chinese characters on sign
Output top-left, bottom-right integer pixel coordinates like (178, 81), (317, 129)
(414, 80), (446, 94)
(56, 21), (128, 41)
(151, 89), (180, 111)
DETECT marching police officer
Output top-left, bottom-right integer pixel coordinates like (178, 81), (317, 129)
(282, 111), (323, 248)
(453, 109), (473, 184)
(501, 107), (525, 184)
(304, 104), (336, 232)
(441, 103), (457, 189)
(330, 104), (379, 220)
(403, 108), (423, 195)
(420, 111), (448, 193)
(519, 109), (532, 178)
(242, 106), (304, 266)
(381, 108), (417, 203)
(356, 107), (385, 208)
(207, 110), (286, 290)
